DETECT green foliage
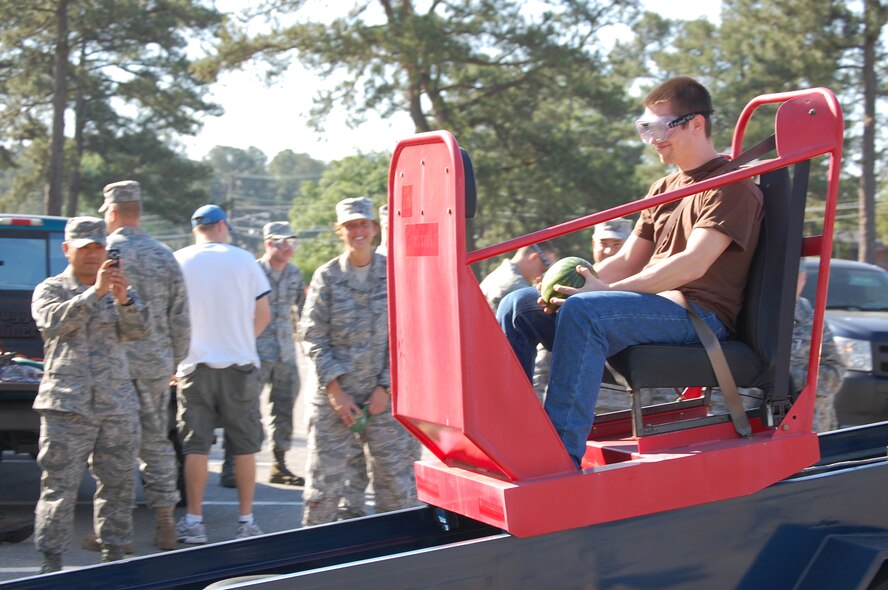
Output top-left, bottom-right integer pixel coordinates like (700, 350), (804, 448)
(0, 0), (224, 214)
(205, 145), (270, 205)
(80, 131), (214, 222)
(290, 152), (389, 279)
(268, 150), (326, 203)
(617, 0), (888, 256)
(207, 0), (647, 260)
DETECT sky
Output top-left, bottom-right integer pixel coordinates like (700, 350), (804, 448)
(181, 1), (721, 164)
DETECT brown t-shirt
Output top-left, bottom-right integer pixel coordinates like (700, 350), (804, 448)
(635, 157), (764, 333)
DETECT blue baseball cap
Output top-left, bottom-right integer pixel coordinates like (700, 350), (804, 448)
(191, 204), (230, 229)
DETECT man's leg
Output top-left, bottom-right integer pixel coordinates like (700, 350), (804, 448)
(233, 454), (256, 517)
(266, 360), (303, 485)
(91, 410), (140, 562)
(545, 292), (727, 467)
(175, 365), (216, 544)
(217, 364), (264, 535)
(813, 387), (839, 432)
(497, 287), (558, 379)
(34, 412), (97, 570)
(184, 454), (209, 516)
(135, 377), (180, 549)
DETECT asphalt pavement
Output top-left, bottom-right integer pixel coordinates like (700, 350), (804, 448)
(0, 348), (328, 583)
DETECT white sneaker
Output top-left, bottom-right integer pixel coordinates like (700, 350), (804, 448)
(175, 517), (208, 544)
(235, 521), (263, 539)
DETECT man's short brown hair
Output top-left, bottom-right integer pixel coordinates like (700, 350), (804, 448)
(645, 76), (714, 137)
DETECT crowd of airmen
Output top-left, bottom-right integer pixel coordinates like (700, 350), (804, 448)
(27, 181), (417, 574)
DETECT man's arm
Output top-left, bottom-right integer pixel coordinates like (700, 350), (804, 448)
(254, 294), (271, 336)
(817, 320), (846, 396)
(610, 227), (732, 294)
(594, 233), (654, 283)
(167, 260), (191, 366)
(31, 281), (98, 339)
(561, 227), (732, 300)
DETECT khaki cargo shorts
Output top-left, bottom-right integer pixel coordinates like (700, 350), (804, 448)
(177, 363), (263, 455)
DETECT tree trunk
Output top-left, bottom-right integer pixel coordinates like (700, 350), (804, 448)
(66, 41), (87, 217)
(858, 0), (882, 264)
(44, 0), (69, 216)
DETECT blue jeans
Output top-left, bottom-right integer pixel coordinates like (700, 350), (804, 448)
(497, 287), (728, 467)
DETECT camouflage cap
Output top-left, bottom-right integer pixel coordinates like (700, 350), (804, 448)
(99, 180), (141, 212)
(65, 216), (107, 248)
(336, 197), (376, 225)
(593, 217), (632, 241)
(263, 221), (297, 240)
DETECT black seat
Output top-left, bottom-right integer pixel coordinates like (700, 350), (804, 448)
(606, 163), (808, 435)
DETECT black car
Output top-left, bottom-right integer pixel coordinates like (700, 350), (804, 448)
(801, 258), (888, 426)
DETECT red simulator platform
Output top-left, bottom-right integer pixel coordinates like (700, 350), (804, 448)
(387, 88), (844, 537)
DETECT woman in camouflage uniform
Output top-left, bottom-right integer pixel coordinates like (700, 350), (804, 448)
(298, 197), (417, 526)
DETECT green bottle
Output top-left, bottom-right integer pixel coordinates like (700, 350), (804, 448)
(350, 406), (370, 433)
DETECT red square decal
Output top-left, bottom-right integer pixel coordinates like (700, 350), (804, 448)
(401, 185), (414, 218)
(405, 223), (438, 256)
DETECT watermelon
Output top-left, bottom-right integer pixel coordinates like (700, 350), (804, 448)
(539, 256), (595, 310)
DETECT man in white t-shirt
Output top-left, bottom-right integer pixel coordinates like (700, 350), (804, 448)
(173, 204), (271, 544)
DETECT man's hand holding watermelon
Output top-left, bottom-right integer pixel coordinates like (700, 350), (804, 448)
(538, 256), (600, 313)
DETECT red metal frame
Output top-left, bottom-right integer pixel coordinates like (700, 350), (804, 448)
(387, 88), (843, 537)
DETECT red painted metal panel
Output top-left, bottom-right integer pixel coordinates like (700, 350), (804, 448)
(388, 133), (576, 479)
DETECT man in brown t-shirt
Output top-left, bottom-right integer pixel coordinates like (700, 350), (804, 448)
(496, 77), (764, 467)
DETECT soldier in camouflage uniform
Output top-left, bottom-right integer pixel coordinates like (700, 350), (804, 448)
(479, 243), (555, 313)
(100, 181), (191, 550)
(791, 266), (845, 432)
(31, 217), (148, 572)
(299, 197), (417, 526)
(224, 221), (306, 486)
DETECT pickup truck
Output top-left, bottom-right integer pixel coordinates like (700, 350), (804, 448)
(0, 214), (67, 457)
(801, 257), (888, 425)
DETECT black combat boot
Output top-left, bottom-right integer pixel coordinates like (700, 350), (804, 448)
(220, 448), (236, 488)
(269, 449), (304, 486)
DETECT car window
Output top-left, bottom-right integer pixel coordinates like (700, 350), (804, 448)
(0, 237), (49, 290)
(803, 264), (888, 311)
(48, 232), (66, 275)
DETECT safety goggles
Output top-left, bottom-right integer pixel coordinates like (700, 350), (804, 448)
(270, 237), (298, 249)
(530, 243), (552, 269)
(634, 112), (706, 144)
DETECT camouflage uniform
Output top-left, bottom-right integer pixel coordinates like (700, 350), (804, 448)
(704, 297), (845, 428)
(479, 259), (552, 402)
(480, 259), (530, 313)
(31, 267), (147, 555)
(299, 252), (417, 526)
(255, 256), (305, 455)
(107, 226), (190, 509)
(791, 296), (845, 432)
